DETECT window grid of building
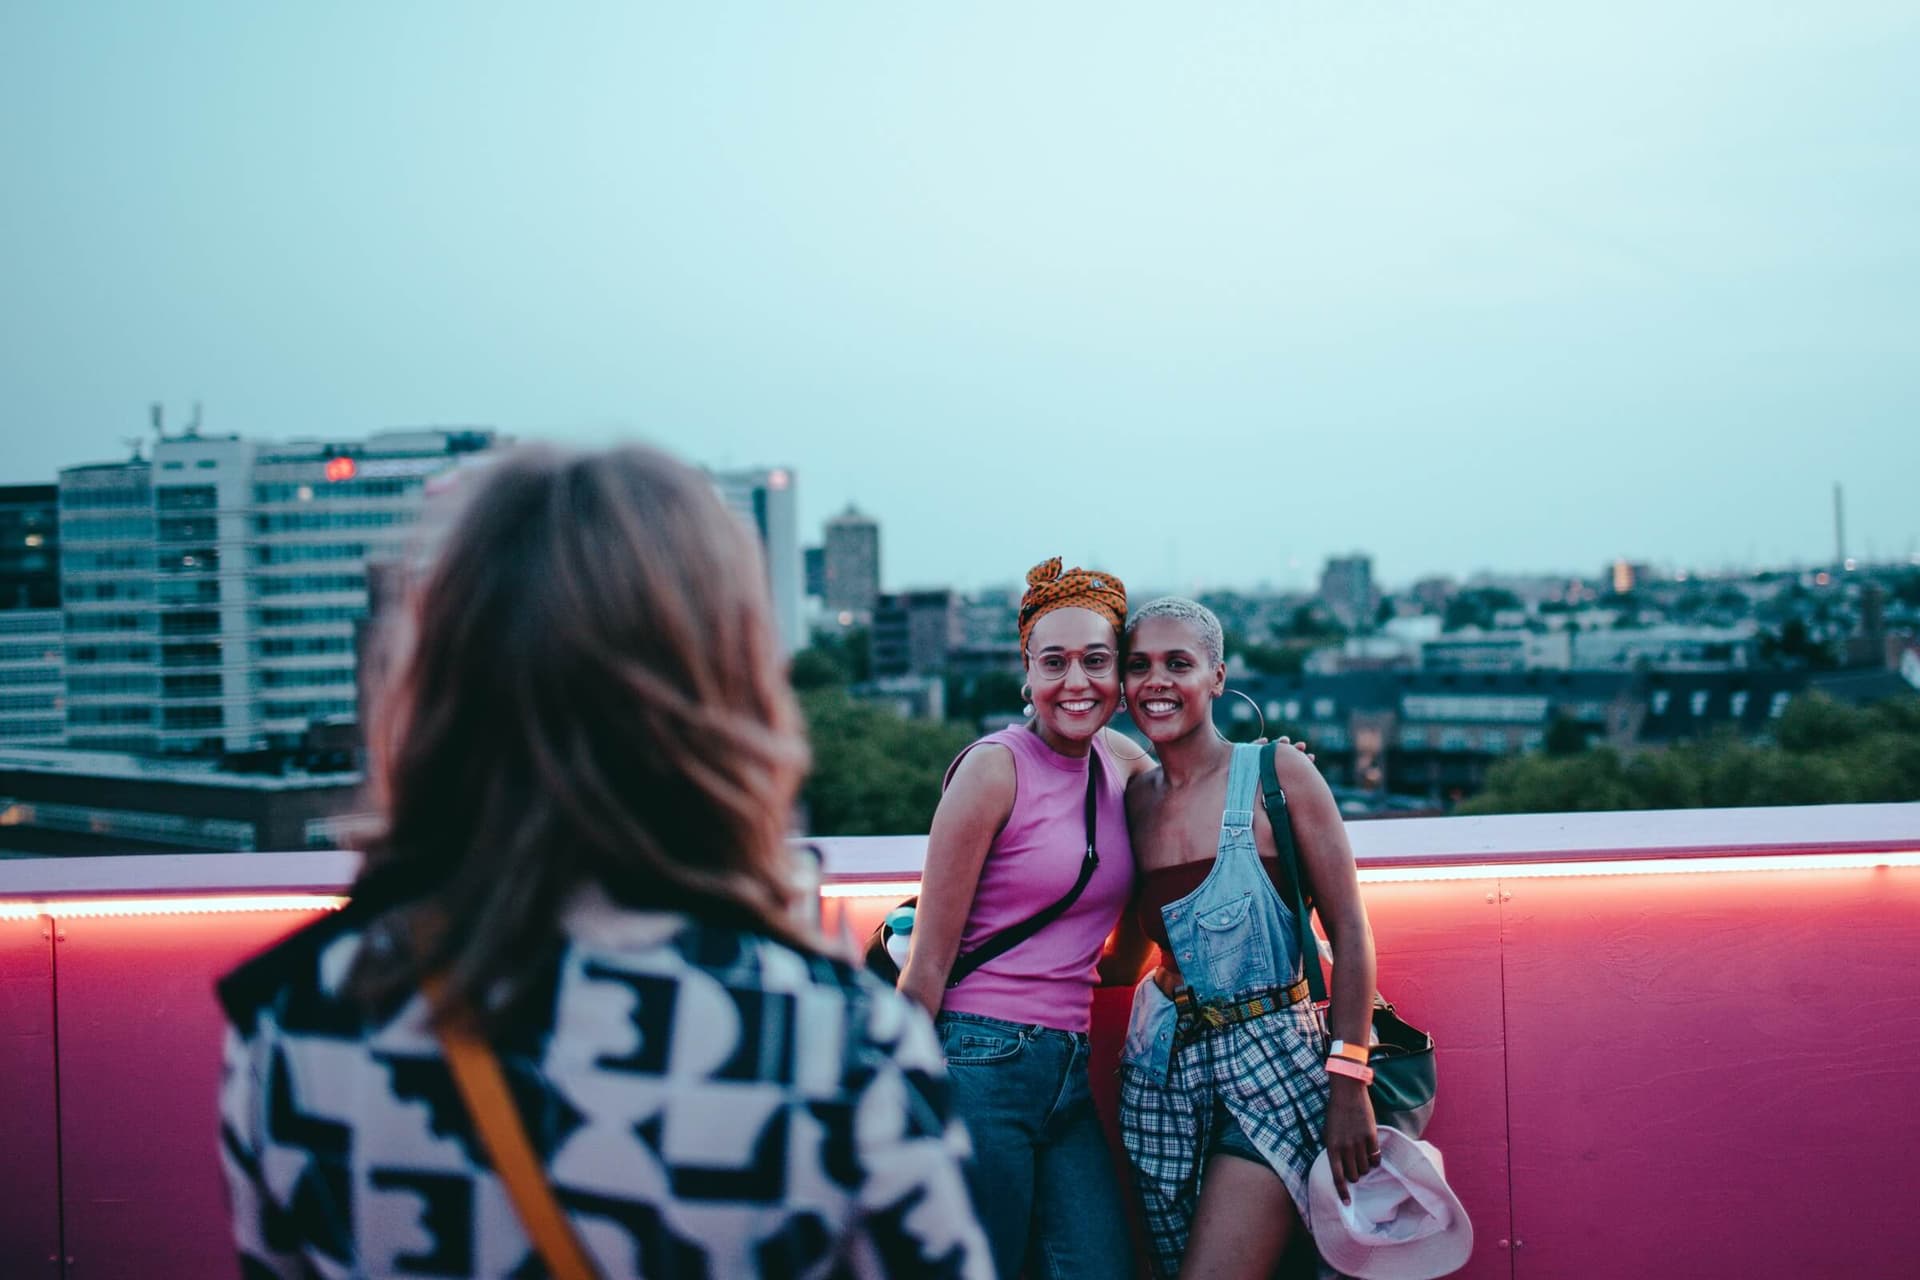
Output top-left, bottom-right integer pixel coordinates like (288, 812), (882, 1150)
(50, 429), (497, 753)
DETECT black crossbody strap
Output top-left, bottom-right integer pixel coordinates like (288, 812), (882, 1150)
(946, 751), (1102, 987)
(1257, 742), (1327, 1005)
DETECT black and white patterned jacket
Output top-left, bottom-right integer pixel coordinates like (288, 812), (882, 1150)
(217, 881), (991, 1279)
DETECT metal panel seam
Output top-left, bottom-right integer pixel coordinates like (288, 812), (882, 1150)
(48, 912), (67, 1280)
(1497, 881), (1516, 1279)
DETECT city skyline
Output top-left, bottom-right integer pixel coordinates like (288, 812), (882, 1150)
(3, 3), (1917, 590)
(16, 423), (1916, 601)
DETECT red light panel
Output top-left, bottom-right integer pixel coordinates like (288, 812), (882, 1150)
(324, 456), (357, 483)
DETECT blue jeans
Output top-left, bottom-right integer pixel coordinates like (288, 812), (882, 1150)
(936, 1011), (1137, 1280)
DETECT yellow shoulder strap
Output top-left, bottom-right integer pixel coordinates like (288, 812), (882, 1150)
(423, 975), (600, 1280)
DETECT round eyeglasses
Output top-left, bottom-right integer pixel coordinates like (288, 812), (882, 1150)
(1030, 649), (1116, 681)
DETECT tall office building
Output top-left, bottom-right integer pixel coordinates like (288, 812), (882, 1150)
(248, 428), (496, 749)
(871, 589), (962, 677)
(1320, 554), (1376, 631)
(0, 485), (64, 745)
(59, 459), (160, 751)
(0, 485), (59, 611)
(1608, 560), (1653, 594)
(710, 466), (804, 654)
(58, 427), (498, 754)
(803, 546), (827, 600)
(822, 504), (881, 620)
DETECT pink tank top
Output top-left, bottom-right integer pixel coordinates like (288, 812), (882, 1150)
(940, 725), (1136, 1032)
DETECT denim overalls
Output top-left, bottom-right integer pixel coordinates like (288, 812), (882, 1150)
(1118, 742), (1336, 1279)
(1122, 742), (1306, 1077)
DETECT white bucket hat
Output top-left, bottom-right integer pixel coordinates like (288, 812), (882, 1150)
(1307, 1126), (1472, 1279)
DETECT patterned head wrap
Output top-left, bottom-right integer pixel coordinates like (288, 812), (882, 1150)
(1018, 556), (1128, 653)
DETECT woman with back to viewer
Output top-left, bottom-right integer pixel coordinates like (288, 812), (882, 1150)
(217, 444), (991, 1279)
(895, 557), (1154, 1280)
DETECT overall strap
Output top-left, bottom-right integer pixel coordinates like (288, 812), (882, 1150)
(1257, 742), (1327, 1004)
(1217, 742), (1260, 838)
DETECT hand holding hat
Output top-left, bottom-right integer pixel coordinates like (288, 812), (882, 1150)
(1308, 1126), (1472, 1279)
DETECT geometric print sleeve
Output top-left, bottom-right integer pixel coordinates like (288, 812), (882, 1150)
(841, 990), (993, 1280)
(217, 1024), (312, 1280)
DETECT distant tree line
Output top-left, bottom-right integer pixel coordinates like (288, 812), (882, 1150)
(790, 629), (973, 836)
(1459, 693), (1920, 815)
(792, 628), (1920, 833)
(797, 687), (972, 836)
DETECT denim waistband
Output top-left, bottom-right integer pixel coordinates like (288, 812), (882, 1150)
(935, 1009), (1090, 1045)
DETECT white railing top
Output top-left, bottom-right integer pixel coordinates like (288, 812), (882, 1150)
(1, 803), (1916, 899)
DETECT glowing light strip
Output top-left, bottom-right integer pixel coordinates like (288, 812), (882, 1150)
(0, 894), (346, 920)
(5, 852), (1916, 919)
(821, 881), (924, 900)
(1356, 851), (1920, 882)
(820, 852), (1920, 896)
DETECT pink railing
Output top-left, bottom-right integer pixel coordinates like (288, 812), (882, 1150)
(3, 804), (1917, 1279)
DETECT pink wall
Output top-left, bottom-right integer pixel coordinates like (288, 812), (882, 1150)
(53, 909), (333, 1279)
(0, 917), (58, 1278)
(1499, 862), (1920, 1273)
(3, 806), (1919, 1279)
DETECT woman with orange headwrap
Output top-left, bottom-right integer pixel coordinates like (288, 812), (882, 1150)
(896, 555), (1152, 1280)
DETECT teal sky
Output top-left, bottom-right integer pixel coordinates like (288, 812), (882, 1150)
(3, 2), (1916, 591)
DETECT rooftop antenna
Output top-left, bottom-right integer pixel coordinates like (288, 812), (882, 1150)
(1833, 482), (1846, 570)
(121, 435), (147, 462)
(184, 400), (203, 438)
(150, 402), (165, 440)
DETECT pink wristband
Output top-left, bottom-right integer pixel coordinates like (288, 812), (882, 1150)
(1325, 1056), (1376, 1085)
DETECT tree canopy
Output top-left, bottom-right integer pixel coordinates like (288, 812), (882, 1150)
(1459, 694), (1920, 815)
(797, 687), (974, 836)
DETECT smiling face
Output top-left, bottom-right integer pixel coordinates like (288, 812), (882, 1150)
(1024, 606), (1122, 753)
(1123, 614), (1227, 744)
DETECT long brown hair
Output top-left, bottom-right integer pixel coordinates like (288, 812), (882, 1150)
(350, 443), (812, 1030)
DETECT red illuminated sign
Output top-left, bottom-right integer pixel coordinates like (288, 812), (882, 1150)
(323, 456), (358, 483)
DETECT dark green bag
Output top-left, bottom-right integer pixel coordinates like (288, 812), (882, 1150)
(1257, 742), (1438, 1136)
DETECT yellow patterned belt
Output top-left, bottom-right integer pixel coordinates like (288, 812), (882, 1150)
(1173, 978), (1312, 1045)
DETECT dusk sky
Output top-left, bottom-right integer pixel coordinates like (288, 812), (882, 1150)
(3, 2), (1915, 591)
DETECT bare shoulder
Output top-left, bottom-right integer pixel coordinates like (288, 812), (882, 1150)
(941, 740), (1016, 817)
(1266, 740), (1344, 825)
(1123, 760), (1164, 819)
(925, 741), (1018, 867)
(1268, 737), (1330, 792)
(1099, 727), (1156, 779)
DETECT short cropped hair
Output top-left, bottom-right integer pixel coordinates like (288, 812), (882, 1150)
(1126, 596), (1225, 667)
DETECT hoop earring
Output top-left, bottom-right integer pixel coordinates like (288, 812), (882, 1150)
(1021, 683), (1034, 718)
(1223, 687), (1266, 741)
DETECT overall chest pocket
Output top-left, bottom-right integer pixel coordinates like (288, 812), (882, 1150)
(1195, 893), (1277, 993)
